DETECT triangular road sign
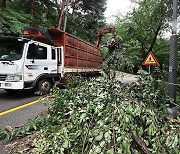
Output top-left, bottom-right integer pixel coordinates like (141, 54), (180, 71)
(143, 51), (158, 66)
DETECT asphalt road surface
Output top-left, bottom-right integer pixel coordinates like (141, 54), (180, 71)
(0, 90), (39, 113)
(115, 72), (138, 84)
(0, 89), (51, 154)
(0, 90), (50, 130)
(117, 76), (138, 84)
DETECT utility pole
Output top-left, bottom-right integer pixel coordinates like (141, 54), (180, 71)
(63, 0), (69, 32)
(168, 0), (178, 105)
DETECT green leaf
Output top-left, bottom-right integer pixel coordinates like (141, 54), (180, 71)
(79, 113), (87, 123)
(95, 146), (101, 153)
(63, 140), (69, 149)
(95, 133), (103, 141)
(107, 148), (114, 154)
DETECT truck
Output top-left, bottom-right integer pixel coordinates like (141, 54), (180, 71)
(0, 27), (103, 94)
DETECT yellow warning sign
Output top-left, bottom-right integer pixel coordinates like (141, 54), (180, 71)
(143, 51), (158, 66)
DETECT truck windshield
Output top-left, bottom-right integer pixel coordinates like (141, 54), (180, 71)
(0, 41), (24, 61)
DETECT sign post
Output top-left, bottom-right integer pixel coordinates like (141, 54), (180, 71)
(148, 65), (151, 74)
(143, 51), (158, 74)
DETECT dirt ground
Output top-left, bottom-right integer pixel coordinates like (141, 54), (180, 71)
(1, 131), (39, 154)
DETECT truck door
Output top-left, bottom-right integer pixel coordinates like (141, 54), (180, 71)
(23, 42), (57, 89)
(56, 47), (64, 77)
(56, 47), (64, 67)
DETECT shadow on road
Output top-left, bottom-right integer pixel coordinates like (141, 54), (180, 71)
(0, 89), (40, 113)
(0, 90), (37, 101)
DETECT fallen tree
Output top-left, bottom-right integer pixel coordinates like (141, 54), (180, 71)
(30, 71), (179, 153)
(1, 71), (179, 153)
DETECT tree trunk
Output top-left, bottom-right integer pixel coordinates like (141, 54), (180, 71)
(56, 0), (66, 29)
(148, 25), (161, 52)
(30, 0), (34, 16)
(63, 10), (68, 32)
(1, 0), (7, 11)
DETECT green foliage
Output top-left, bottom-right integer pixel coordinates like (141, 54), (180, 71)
(132, 70), (170, 108)
(65, 0), (107, 44)
(0, 9), (32, 35)
(113, 0), (173, 78)
(111, 0), (179, 102)
(65, 75), (85, 89)
(0, 129), (6, 140)
(0, 0), (59, 36)
(0, 116), (44, 141)
(104, 48), (134, 73)
(29, 0), (58, 27)
(0, 0), (107, 43)
(31, 74), (179, 153)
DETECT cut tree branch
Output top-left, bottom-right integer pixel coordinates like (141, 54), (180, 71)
(131, 131), (151, 154)
(164, 117), (180, 125)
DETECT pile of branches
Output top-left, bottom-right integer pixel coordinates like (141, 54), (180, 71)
(32, 71), (179, 153)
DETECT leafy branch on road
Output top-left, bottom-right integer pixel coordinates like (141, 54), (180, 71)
(0, 116), (43, 141)
(31, 72), (179, 153)
(0, 71), (179, 153)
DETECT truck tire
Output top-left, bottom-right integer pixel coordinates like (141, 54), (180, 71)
(37, 79), (52, 95)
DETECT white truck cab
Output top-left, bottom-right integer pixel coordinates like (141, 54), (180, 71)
(0, 36), (61, 94)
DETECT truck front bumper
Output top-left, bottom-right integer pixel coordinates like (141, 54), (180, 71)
(0, 81), (24, 90)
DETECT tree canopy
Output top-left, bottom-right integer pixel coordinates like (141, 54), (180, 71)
(110, 0), (179, 77)
(0, 0), (107, 44)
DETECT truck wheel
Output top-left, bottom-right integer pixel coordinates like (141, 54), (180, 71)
(37, 79), (52, 95)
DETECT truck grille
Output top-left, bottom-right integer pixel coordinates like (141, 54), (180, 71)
(0, 75), (7, 81)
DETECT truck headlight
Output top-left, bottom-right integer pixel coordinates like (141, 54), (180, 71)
(6, 75), (22, 82)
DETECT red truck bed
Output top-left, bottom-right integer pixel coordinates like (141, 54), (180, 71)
(24, 28), (103, 69)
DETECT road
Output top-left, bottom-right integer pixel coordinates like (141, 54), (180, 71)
(0, 89), (51, 154)
(117, 76), (138, 84)
(0, 90), (39, 113)
(114, 71), (138, 84)
(0, 90), (50, 130)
